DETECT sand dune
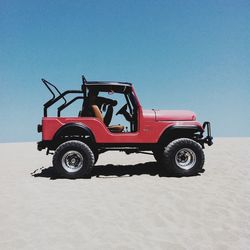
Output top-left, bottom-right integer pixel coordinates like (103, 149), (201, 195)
(0, 138), (249, 250)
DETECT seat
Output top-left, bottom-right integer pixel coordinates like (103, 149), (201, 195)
(92, 105), (124, 133)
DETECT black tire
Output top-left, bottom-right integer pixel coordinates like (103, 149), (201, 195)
(93, 149), (99, 164)
(153, 147), (164, 163)
(53, 140), (95, 179)
(161, 138), (205, 176)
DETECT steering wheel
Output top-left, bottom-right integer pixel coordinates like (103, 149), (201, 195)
(116, 104), (128, 116)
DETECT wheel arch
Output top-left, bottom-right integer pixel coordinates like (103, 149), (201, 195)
(158, 125), (203, 146)
(53, 123), (96, 146)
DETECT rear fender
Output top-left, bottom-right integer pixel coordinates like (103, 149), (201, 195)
(53, 123), (95, 145)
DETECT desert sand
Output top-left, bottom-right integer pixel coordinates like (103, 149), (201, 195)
(0, 138), (249, 250)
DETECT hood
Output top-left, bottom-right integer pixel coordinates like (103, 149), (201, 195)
(154, 109), (196, 121)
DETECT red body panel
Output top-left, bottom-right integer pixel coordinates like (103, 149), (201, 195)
(42, 107), (203, 144)
(154, 110), (196, 121)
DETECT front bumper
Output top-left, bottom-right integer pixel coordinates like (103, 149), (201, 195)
(199, 121), (213, 147)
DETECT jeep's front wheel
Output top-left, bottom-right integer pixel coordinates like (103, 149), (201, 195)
(161, 138), (205, 176)
(53, 140), (95, 179)
(153, 147), (164, 163)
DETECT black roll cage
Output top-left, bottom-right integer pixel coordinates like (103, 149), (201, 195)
(42, 75), (135, 118)
(42, 78), (84, 117)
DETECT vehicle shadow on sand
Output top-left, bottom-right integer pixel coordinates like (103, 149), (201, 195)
(31, 162), (203, 180)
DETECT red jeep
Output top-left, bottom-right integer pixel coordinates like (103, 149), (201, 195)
(37, 76), (213, 178)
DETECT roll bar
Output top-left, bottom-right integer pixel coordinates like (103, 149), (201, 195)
(41, 78), (84, 117)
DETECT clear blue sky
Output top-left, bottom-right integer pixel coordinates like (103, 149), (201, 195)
(0, 0), (249, 142)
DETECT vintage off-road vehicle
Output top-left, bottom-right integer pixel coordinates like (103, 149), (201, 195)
(37, 75), (213, 178)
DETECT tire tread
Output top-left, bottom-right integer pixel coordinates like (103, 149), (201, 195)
(162, 138), (205, 176)
(53, 140), (95, 178)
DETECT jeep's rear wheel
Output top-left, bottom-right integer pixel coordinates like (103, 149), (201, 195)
(53, 140), (95, 179)
(92, 149), (99, 164)
(161, 138), (205, 176)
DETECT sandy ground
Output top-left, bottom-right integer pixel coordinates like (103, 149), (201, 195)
(0, 138), (249, 250)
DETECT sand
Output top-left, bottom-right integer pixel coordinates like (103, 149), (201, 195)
(0, 138), (249, 250)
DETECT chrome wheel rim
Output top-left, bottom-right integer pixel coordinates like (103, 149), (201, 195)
(62, 150), (83, 173)
(175, 148), (196, 170)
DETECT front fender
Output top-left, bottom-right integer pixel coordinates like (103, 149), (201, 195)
(158, 125), (203, 145)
